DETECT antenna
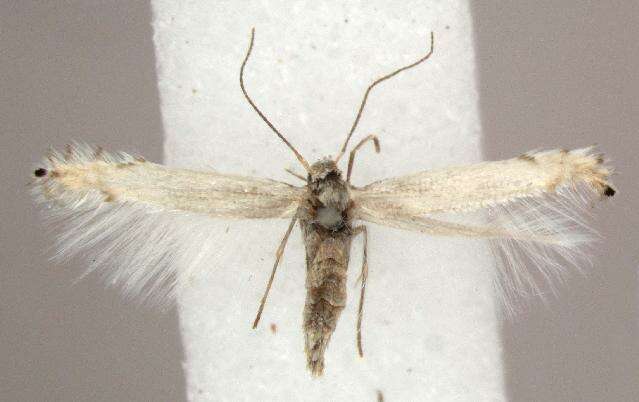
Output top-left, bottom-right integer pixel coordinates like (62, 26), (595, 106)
(334, 32), (435, 164)
(240, 28), (311, 172)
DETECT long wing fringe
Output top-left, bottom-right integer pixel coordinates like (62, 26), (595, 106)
(488, 183), (606, 316)
(353, 147), (615, 316)
(35, 184), (222, 307)
(31, 144), (297, 307)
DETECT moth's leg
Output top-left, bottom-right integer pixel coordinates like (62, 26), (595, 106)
(252, 215), (298, 328)
(347, 135), (381, 183)
(284, 168), (306, 182)
(352, 225), (369, 357)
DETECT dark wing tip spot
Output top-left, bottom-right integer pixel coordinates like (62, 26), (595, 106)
(518, 153), (536, 162)
(604, 185), (616, 197)
(34, 168), (47, 177)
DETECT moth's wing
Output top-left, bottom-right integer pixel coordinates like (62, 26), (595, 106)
(32, 144), (305, 306)
(351, 148), (615, 314)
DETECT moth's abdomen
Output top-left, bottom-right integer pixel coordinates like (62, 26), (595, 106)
(303, 237), (349, 377)
(304, 260), (347, 377)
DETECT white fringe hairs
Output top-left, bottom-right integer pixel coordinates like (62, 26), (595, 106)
(489, 148), (614, 315)
(32, 144), (210, 306)
(489, 184), (601, 315)
(31, 143), (615, 313)
(31, 143), (300, 307)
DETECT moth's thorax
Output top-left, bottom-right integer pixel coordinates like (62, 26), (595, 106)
(306, 158), (351, 231)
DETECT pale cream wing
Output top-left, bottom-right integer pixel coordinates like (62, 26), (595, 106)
(351, 147), (615, 314)
(36, 144), (303, 219)
(32, 144), (304, 305)
(352, 147), (612, 218)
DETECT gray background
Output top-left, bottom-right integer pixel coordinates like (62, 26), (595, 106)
(2, 2), (637, 401)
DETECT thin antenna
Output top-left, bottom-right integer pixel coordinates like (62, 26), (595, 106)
(334, 32), (435, 164)
(240, 28), (311, 172)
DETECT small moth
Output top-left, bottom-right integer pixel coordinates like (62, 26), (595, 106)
(32, 29), (615, 377)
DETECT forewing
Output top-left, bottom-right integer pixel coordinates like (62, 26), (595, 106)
(352, 148), (615, 314)
(32, 144), (304, 305)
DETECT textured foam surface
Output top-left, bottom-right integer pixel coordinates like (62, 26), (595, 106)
(152, 1), (505, 400)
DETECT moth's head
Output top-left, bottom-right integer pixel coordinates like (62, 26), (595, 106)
(308, 158), (341, 183)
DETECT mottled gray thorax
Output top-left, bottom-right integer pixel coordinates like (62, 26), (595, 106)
(298, 158), (353, 267)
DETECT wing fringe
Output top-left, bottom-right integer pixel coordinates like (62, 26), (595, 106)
(31, 144), (297, 307)
(352, 147), (615, 316)
(488, 182), (608, 316)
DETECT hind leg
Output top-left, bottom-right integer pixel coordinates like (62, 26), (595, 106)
(252, 215), (297, 329)
(352, 225), (369, 357)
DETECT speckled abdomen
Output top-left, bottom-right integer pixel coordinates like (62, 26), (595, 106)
(303, 236), (350, 376)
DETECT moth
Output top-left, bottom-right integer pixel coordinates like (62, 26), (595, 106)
(32, 29), (615, 377)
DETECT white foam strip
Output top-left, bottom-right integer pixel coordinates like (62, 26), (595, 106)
(152, 1), (504, 400)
